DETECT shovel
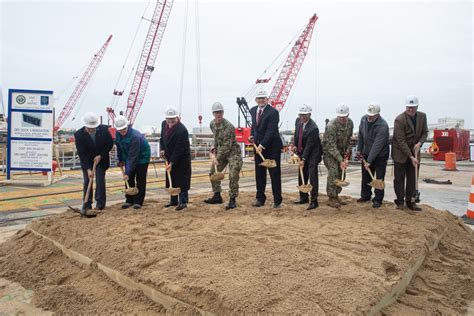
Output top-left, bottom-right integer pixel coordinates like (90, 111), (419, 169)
(287, 152), (299, 165)
(251, 142), (277, 168)
(334, 164), (350, 187)
(412, 148), (421, 203)
(209, 154), (225, 181)
(165, 161), (181, 196)
(362, 159), (385, 190)
(297, 160), (312, 193)
(80, 161), (98, 217)
(119, 165), (139, 196)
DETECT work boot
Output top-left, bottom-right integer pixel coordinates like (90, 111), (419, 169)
(328, 197), (341, 208)
(337, 197), (348, 206)
(204, 192), (223, 204)
(226, 198), (236, 210)
(307, 201), (319, 210)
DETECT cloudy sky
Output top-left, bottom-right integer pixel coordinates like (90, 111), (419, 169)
(1, 0), (473, 132)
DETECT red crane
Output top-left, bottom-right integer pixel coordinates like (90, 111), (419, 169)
(236, 14), (318, 143)
(107, 0), (173, 126)
(54, 35), (112, 131)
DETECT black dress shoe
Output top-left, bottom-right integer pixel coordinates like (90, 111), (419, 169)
(293, 199), (309, 205)
(406, 202), (422, 211)
(252, 200), (265, 207)
(273, 203), (282, 209)
(307, 201), (319, 210)
(176, 204), (187, 211)
(357, 197), (371, 203)
(165, 202), (179, 208)
(372, 201), (382, 208)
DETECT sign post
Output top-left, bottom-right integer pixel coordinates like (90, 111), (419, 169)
(7, 89), (54, 180)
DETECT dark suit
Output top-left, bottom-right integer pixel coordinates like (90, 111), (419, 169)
(250, 104), (283, 205)
(74, 125), (114, 209)
(293, 118), (322, 202)
(391, 111), (428, 205)
(160, 120), (192, 204)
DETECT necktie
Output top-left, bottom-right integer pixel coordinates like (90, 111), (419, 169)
(257, 108), (263, 125)
(297, 123), (303, 154)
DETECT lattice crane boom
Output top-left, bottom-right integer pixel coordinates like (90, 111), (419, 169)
(55, 35), (112, 131)
(269, 14), (317, 111)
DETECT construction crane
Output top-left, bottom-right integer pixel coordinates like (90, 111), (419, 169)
(235, 14), (318, 143)
(106, 0), (174, 127)
(54, 35), (112, 131)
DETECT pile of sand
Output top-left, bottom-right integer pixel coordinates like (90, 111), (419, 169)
(0, 192), (472, 314)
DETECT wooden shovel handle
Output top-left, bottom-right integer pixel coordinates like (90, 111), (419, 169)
(84, 161), (98, 204)
(165, 160), (173, 188)
(119, 164), (130, 189)
(362, 159), (376, 180)
(252, 143), (266, 161)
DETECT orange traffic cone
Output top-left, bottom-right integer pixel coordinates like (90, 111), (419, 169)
(461, 176), (474, 225)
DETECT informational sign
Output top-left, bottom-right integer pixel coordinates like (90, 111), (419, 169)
(7, 89), (54, 179)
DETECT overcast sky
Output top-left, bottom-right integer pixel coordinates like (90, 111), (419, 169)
(1, 0), (473, 132)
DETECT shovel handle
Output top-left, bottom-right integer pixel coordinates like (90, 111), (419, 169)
(252, 142), (266, 161)
(84, 161), (98, 204)
(165, 160), (173, 188)
(362, 159), (376, 180)
(119, 165), (130, 189)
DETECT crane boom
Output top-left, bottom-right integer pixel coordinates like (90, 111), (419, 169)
(269, 14), (317, 111)
(55, 35), (112, 131)
(124, 0), (173, 126)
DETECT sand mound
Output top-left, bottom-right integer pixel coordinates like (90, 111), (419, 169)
(0, 192), (472, 314)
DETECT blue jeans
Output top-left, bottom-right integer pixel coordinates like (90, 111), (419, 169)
(82, 165), (106, 209)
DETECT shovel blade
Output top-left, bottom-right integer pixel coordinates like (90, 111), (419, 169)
(260, 159), (277, 168)
(210, 173), (225, 181)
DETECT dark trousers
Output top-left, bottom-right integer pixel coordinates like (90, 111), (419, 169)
(82, 166), (106, 209)
(255, 147), (282, 204)
(125, 163), (149, 206)
(361, 156), (387, 202)
(298, 162), (319, 202)
(393, 160), (417, 205)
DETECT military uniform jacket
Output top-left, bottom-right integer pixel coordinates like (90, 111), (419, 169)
(391, 111), (428, 163)
(74, 124), (114, 171)
(293, 118), (322, 165)
(210, 118), (241, 161)
(249, 104), (283, 150)
(322, 118), (354, 162)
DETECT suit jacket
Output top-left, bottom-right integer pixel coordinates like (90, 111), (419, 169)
(293, 118), (322, 165)
(159, 120), (192, 191)
(249, 104), (283, 150)
(391, 111), (428, 163)
(74, 124), (114, 170)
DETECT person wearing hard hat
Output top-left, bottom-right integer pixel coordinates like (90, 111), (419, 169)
(249, 89), (283, 208)
(292, 104), (322, 210)
(356, 103), (390, 208)
(322, 103), (354, 208)
(115, 115), (151, 209)
(74, 112), (114, 215)
(159, 106), (192, 211)
(391, 95), (428, 211)
(204, 102), (243, 210)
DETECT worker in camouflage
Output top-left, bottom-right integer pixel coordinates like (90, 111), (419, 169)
(322, 103), (354, 208)
(204, 102), (243, 210)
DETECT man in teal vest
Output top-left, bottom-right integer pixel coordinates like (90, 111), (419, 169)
(115, 115), (151, 209)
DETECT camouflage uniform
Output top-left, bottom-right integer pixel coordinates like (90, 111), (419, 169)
(210, 118), (243, 198)
(322, 118), (354, 198)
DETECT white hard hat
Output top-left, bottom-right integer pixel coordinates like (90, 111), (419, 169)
(336, 103), (349, 117)
(81, 112), (100, 128)
(366, 102), (381, 116)
(165, 106), (179, 118)
(255, 89), (268, 98)
(405, 95), (419, 107)
(114, 115), (128, 131)
(298, 104), (312, 114)
(211, 101), (224, 112)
